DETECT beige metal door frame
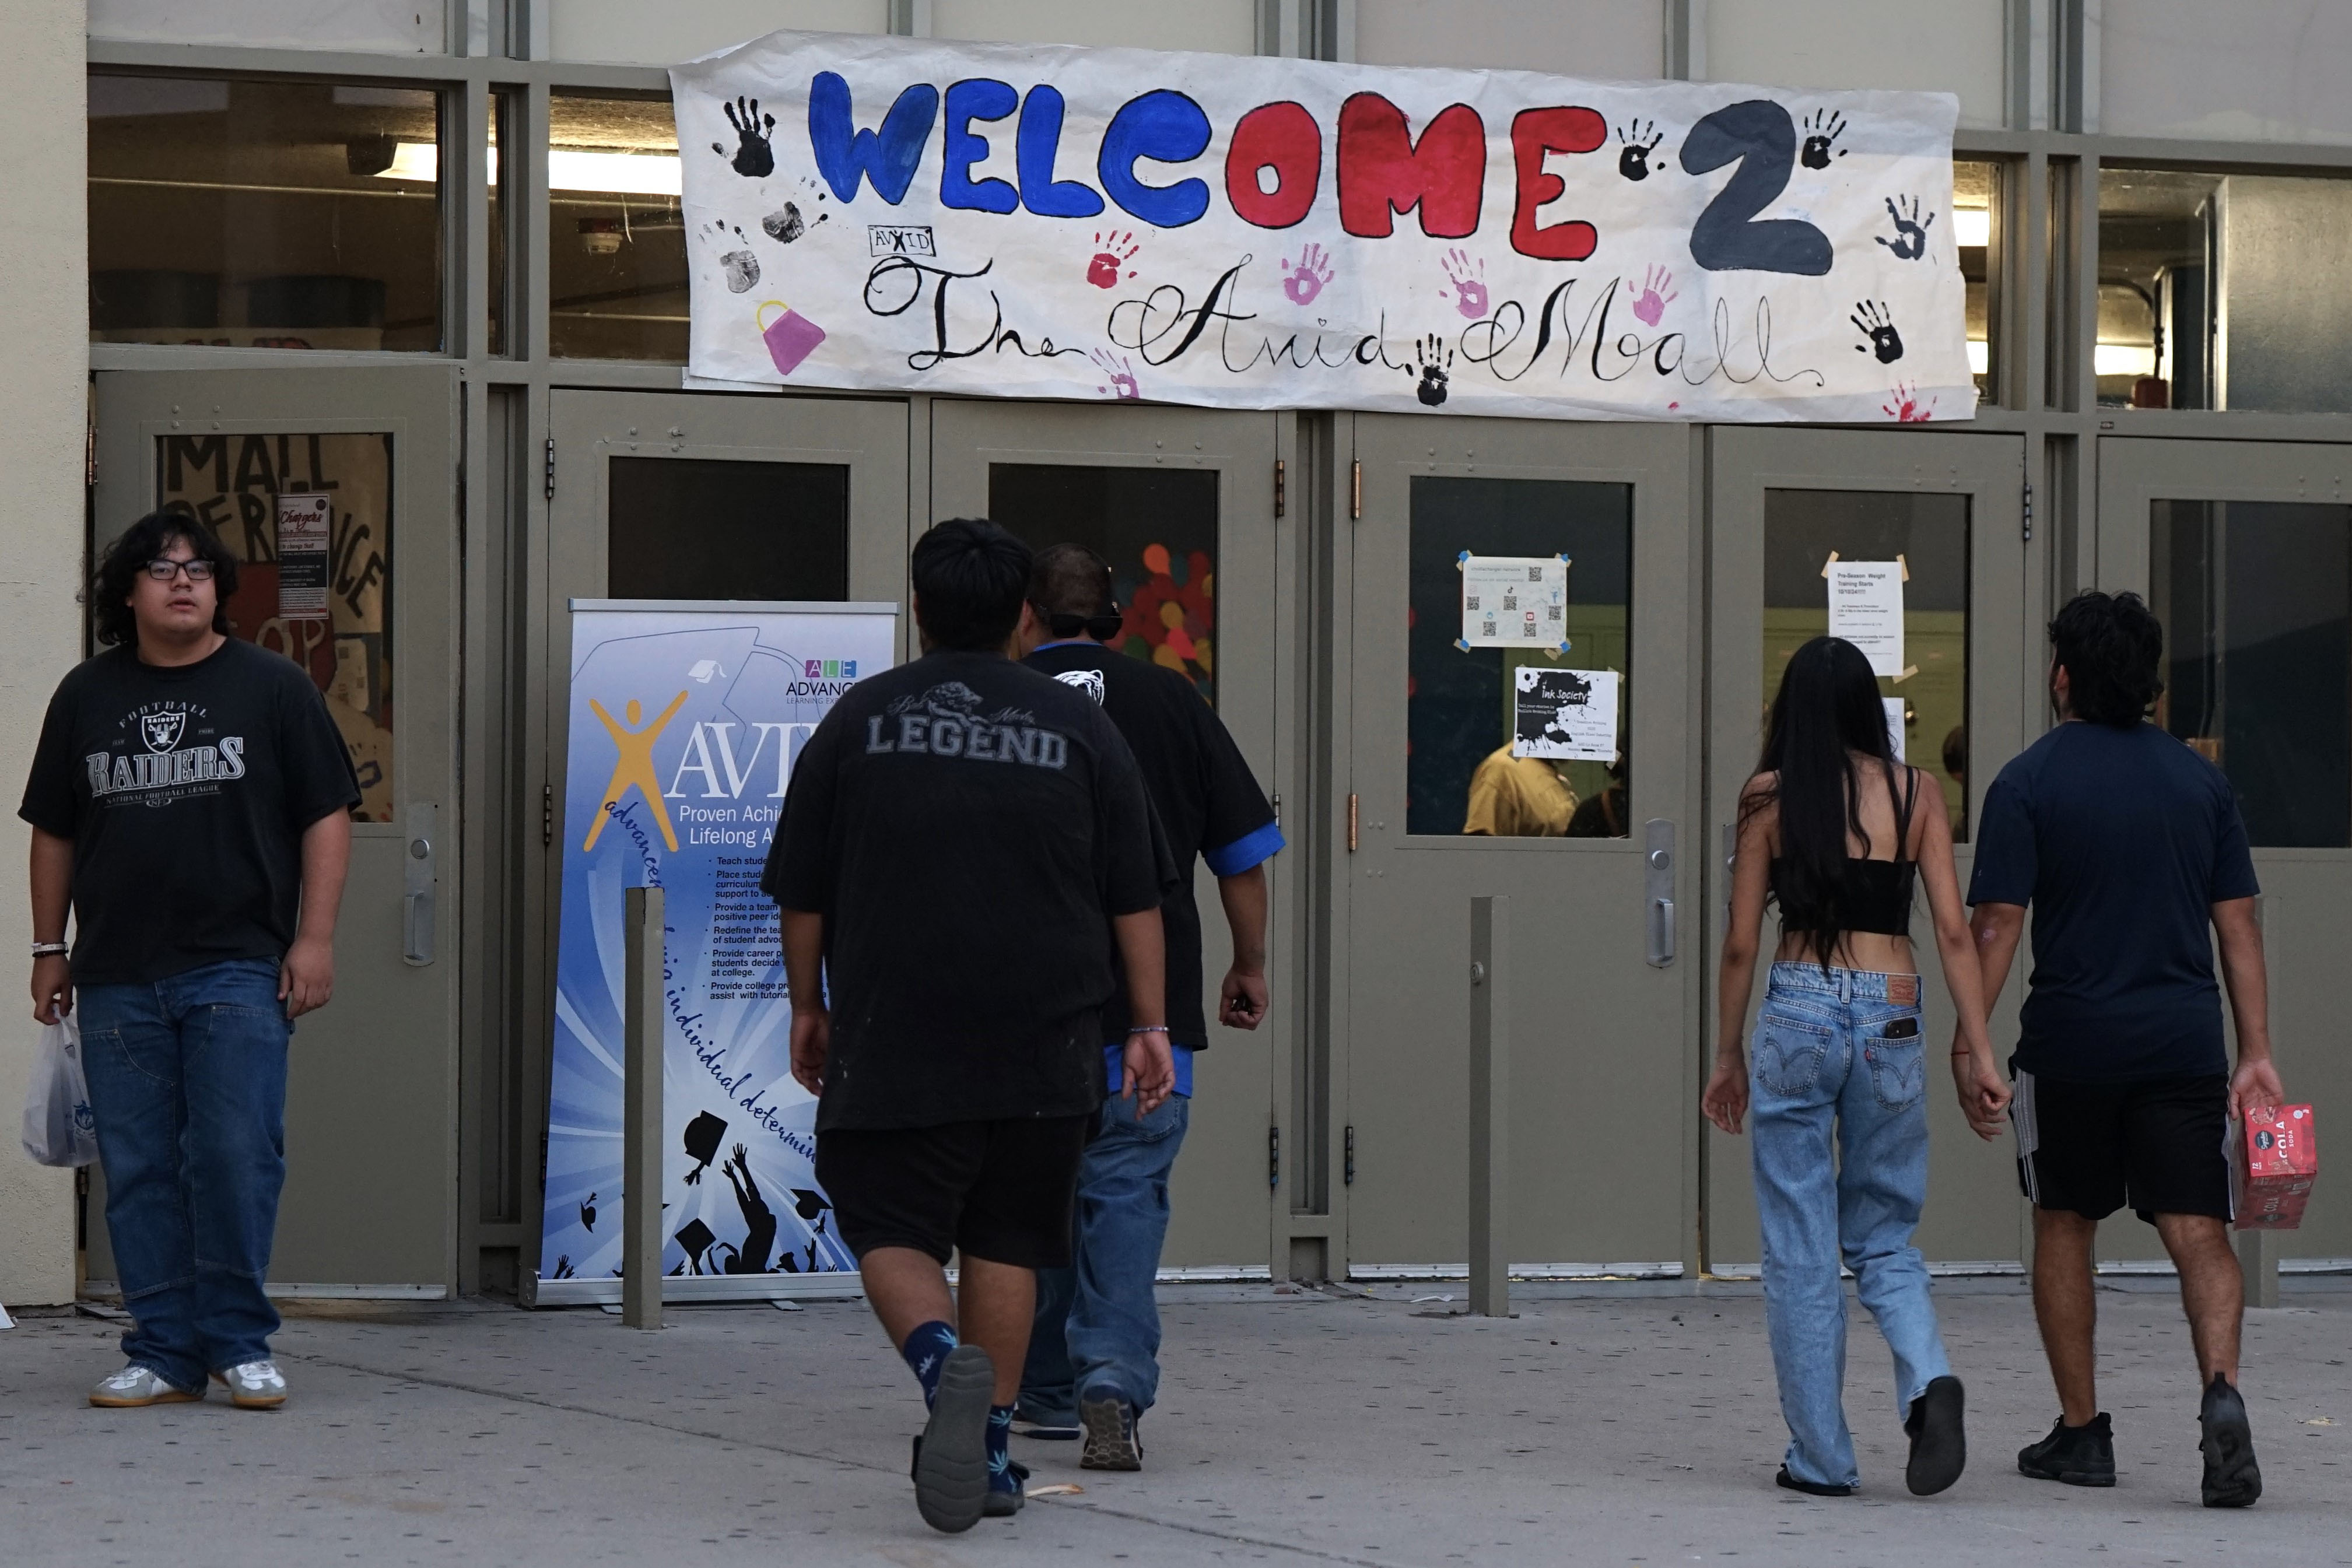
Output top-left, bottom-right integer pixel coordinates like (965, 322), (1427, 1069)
(1702, 426), (2030, 1276)
(92, 366), (462, 1295)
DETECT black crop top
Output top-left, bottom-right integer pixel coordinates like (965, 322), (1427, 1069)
(1769, 766), (1921, 938)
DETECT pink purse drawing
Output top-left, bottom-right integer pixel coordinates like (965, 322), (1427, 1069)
(756, 299), (826, 376)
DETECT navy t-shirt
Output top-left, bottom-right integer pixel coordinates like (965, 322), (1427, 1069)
(1967, 721), (2259, 1081)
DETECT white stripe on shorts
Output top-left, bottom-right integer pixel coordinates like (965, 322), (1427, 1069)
(2013, 1069), (2039, 1205)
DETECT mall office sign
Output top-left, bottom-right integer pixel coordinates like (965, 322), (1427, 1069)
(675, 32), (1969, 422)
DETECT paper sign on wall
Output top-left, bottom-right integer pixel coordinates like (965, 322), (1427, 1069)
(275, 493), (332, 620)
(1460, 554), (1569, 651)
(1827, 560), (1905, 676)
(1884, 697), (1908, 763)
(1513, 667), (1620, 762)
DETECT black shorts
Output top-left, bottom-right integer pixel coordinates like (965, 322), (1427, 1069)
(814, 1115), (1091, 1269)
(2010, 1068), (2232, 1223)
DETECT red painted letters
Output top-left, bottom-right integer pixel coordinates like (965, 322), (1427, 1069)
(1509, 106), (1606, 260)
(1225, 101), (1322, 229)
(1336, 93), (1484, 239)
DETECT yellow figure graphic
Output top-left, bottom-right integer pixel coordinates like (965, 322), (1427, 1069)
(584, 692), (689, 852)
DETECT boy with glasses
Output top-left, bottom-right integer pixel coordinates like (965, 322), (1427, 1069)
(22, 510), (358, 1411)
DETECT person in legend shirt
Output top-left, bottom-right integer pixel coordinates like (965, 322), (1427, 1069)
(22, 510), (359, 1414)
(1013, 543), (1285, 1472)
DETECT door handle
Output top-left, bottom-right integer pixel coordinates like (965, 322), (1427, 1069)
(404, 802), (436, 967)
(1644, 818), (1676, 967)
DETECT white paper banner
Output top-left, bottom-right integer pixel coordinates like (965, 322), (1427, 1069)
(672, 32), (1972, 422)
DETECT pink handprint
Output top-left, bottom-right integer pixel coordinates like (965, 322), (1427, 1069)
(1440, 248), (1488, 320)
(1088, 230), (1140, 290)
(1281, 243), (1333, 307)
(1091, 348), (1140, 401)
(1881, 382), (1937, 422)
(1631, 265), (1678, 328)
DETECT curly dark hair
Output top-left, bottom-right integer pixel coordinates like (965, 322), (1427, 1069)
(2049, 590), (2164, 728)
(93, 508), (239, 648)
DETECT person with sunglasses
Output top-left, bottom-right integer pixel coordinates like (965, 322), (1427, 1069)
(1011, 543), (1285, 1471)
(20, 510), (359, 1412)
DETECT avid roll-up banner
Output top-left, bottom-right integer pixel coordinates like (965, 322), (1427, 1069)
(673, 31), (1971, 422)
(535, 601), (896, 1303)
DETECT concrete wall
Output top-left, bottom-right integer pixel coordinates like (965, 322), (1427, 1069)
(0, 0), (86, 1308)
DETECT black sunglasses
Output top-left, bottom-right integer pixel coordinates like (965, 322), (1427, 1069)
(1046, 608), (1124, 642)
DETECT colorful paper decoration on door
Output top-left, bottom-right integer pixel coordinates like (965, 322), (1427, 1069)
(1459, 553), (1569, 651)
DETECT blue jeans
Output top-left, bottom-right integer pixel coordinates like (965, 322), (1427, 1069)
(1750, 962), (1951, 1489)
(78, 958), (291, 1391)
(1020, 1090), (1190, 1419)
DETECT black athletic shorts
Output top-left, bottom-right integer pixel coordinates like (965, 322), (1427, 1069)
(814, 1114), (1092, 1270)
(2010, 1067), (2232, 1223)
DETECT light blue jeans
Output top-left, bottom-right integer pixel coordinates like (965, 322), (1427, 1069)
(1019, 1089), (1190, 1419)
(1750, 962), (1950, 1489)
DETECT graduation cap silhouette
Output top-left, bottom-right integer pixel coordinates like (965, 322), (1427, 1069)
(788, 1188), (831, 1222)
(681, 1112), (728, 1184)
(674, 1217), (717, 1274)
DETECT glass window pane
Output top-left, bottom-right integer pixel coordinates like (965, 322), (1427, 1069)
(155, 433), (395, 822)
(1355, 0), (1660, 76)
(2099, 168), (2352, 413)
(1702, 0), (2007, 129)
(989, 464), (1219, 704)
(90, 76), (443, 352)
(1762, 490), (1971, 840)
(606, 458), (849, 599)
(2102, 1), (2352, 147)
(90, 0), (447, 54)
(549, 93), (686, 362)
(1957, 160), (1999, 405)
(549, 1), (885, 65)
(2151, 500), (2352, 847)
(1407, 478), (1631, 839)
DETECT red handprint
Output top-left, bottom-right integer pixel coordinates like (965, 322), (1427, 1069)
(1088, 230), (1140, 289)
(1091, 348), (1140, 401)
(1881, 382), (1937, 422)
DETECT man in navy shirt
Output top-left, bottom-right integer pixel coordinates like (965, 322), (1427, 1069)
(1964, 591), (2284, 1509)
(1012, 543), (1284, 1471)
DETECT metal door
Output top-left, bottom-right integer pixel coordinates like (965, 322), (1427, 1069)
(928, 399), (1287, 1274)
(2097, 437), (2350, 1264)
(1341, 416), (1699, 1277)
(91, 366), (461, 1294)
(1703, 427), (2030, 1274)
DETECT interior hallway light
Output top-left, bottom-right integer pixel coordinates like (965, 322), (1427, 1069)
(2095, 343), (2158, 377)
(1967, 339), (1989, 375)
(1952, 208), (1992, 248)
(374, 142), (683, 196)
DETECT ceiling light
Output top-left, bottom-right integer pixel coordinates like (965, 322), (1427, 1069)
(1967, 339), (1989, 375)
(2095, 343), (2157, 377)
(373, 142), (683, 196)
(1952, 208), (1991, 248)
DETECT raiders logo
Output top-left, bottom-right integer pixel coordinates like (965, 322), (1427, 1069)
(141, 710), (187, 754)
(1054, 668), (1105, 705)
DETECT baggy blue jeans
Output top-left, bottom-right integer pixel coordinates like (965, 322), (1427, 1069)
(1019, 1090), (1190, 1419)
(1750, 962), (1951, 1489)
(77, 958), (291, 1391)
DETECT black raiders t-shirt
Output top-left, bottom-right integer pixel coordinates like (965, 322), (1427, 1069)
(19, 639), (363, 985)
(762, 648), (1175, 1132)
(1025, 641), (1284, 1049)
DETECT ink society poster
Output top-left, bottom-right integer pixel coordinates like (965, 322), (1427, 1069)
(673, 31), (1970, 423)
(536, 602), (896, 1301)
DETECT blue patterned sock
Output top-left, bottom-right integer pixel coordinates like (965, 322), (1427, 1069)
(987, 1404), (1016, 1492)
(900, 1320), (957, 1408)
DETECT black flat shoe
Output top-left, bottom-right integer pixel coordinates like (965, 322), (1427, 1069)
(1776, 1465), (1855, 1497)
(2199, 1374), (2262, 1509)
(1904, 1374), (1967, 1496)
(2017, 1412), (2116, 1487)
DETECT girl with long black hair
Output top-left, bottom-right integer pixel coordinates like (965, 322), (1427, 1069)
(1704, 636), (2007, 1499)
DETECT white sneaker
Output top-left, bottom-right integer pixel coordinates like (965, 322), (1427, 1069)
(89, 1364), (203, 1408)
(211, 1359), (288, 1409)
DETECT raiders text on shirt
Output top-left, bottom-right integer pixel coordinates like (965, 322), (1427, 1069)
(86, 701), (247, 805)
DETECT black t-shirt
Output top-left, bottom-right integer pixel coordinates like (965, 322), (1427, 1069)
(761, 648), (1174, 1132)
(19, 640), (363, 985)
(1967, 720), (2259, 1081)
(1025, 642), (1283, 1048)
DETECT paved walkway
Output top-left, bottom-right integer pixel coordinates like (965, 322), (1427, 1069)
(1, 1278), (2346, 1566)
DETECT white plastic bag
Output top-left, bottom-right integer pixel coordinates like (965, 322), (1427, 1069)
(20, 1015), (97, 1168)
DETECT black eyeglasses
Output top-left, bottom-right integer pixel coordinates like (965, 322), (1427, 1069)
(1046, 609), (1124, 642)
(143, 559), (216, 583)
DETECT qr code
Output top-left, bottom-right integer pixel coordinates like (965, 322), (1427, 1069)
(1527, 567), (1543, 581)
(1481, 618), (1496, 636)
(1547, 604), (1562, 621)
(1466, 594), (1481, 611)
(1502, 592), (1518, 611)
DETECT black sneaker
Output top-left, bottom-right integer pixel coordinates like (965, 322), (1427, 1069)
(983, 1458), (1029, 1518)
(1774, 1465), (1854, 1497)
(1078, 1391), (1142, 1471)
(2017, 1413), (2116, 1487)
(911, 1344), (994, 1533)
(2199, 1374), (2262, 1509)
(1904, 1375), (1967, 1496)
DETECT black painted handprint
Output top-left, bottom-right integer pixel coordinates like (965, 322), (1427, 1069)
(1800, 108), (1847, 169)
(702, 223), (760, 293)
(552, 1254), (576, 1280)
(1615, 118), (1664, 181)
(579, 1192), (597, 1233)
(1851, 300), (1904, 363)
(713, 96), (776, 178)
(1406, 334), (1453, 406)
(1875, 195), (1936, 261)
(762, 178), (830, 243)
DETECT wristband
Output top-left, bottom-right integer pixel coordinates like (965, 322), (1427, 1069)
(30, 942), (66, 957)
(1127, 1025), (1169, 1036)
